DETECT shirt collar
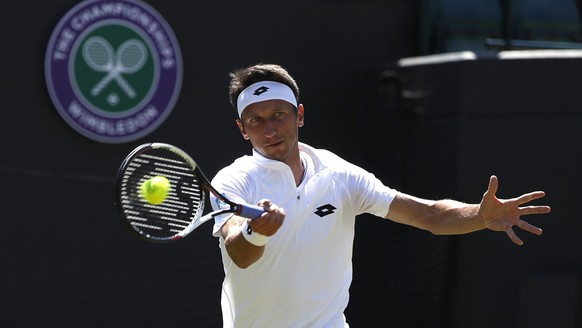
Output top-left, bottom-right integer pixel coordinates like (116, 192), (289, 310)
(251, 142), (327, 172)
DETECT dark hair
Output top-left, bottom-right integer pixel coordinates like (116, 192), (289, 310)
(228, 64), (300, 112)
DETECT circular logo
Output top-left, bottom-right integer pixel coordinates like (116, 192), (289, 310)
(45, 0), (182, 143)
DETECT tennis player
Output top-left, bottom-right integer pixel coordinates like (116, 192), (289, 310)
(209, 63), (551, 327)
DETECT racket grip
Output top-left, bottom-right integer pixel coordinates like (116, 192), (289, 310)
(238, 204), (265, 219)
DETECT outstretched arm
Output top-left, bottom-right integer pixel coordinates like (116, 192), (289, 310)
(385, 175), (551, 245)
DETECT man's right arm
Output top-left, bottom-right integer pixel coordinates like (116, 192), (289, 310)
(221, 215), (265, 269)
(221, 199), (285, 269)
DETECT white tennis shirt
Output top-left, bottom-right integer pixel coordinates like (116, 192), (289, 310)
(210, 143), (397, 328)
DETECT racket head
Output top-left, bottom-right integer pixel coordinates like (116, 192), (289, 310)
(115, 143), (207, 242)
(82, 36), (113, 72)
(116, 39), (147, 73)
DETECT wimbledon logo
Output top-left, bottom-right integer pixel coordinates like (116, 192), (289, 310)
(45, 0), (182, 143)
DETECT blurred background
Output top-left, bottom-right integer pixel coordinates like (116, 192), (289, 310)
(1, 0), (580, 327)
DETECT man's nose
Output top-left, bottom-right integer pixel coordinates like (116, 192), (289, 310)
(264, 120), (277, 138)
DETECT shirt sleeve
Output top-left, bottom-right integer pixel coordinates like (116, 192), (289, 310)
(346, 165), (398, 218)
(209, 169), (250, 237)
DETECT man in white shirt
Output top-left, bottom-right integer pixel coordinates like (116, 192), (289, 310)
(210, 63), (551, 328)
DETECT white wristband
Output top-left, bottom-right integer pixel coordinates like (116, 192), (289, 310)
(241, 220), (270, 246)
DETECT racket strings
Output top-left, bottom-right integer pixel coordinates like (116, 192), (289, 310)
(119, 149), (205, 240)
(118, 41), (146, 72)
(87, 43), (110, 66)
(83, 37), (113, 71)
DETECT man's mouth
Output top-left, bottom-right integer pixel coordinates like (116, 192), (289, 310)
(265, 140), (284, 148)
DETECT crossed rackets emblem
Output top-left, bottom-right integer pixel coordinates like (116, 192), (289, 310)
(82, 36), (148, 99)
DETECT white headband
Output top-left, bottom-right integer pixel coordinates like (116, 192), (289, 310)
(236, 81), (297, 118)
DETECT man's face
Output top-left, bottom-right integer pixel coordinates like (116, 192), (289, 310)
(237, 99), (304, 164)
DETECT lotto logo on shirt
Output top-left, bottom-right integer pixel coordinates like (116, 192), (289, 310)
(45, 0), (182, 143)
(314, 204), (337, 218)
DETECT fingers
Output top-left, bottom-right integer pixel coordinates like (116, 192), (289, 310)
(515, 190), (551, 221)
(516, 219), (543, 236)
(487, 176), (550, 210)
(489, 175), (498, 192)
(257, 199), (274, 210)
(505, 219), (543, 246)
(505, 227), (524, 246)
(250, 199), (285, 236)
(484, 175), (499, 198)
(515, 191), (547, 205)
(519, 205), (552, 216)
(482, 175), (550, 246)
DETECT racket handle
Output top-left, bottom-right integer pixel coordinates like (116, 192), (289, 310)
(238, 204), (265, 219)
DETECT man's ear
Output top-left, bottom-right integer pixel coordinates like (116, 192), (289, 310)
(297, 104), (305, 127)
(236, 119), (249, 140)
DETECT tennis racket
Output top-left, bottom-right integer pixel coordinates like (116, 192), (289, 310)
(83, 36), (147, 98)
(115, 142), (264, 242)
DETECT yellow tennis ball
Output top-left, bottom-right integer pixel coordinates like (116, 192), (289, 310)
(140, 176), (171, 205)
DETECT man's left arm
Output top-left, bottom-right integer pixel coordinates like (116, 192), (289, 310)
(385, 175), (551, 245)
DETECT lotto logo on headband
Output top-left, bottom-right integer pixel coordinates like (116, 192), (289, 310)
(253, 86), (269, 96)
(237, 81), (297, 118)
(44, 0), (183, 143)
